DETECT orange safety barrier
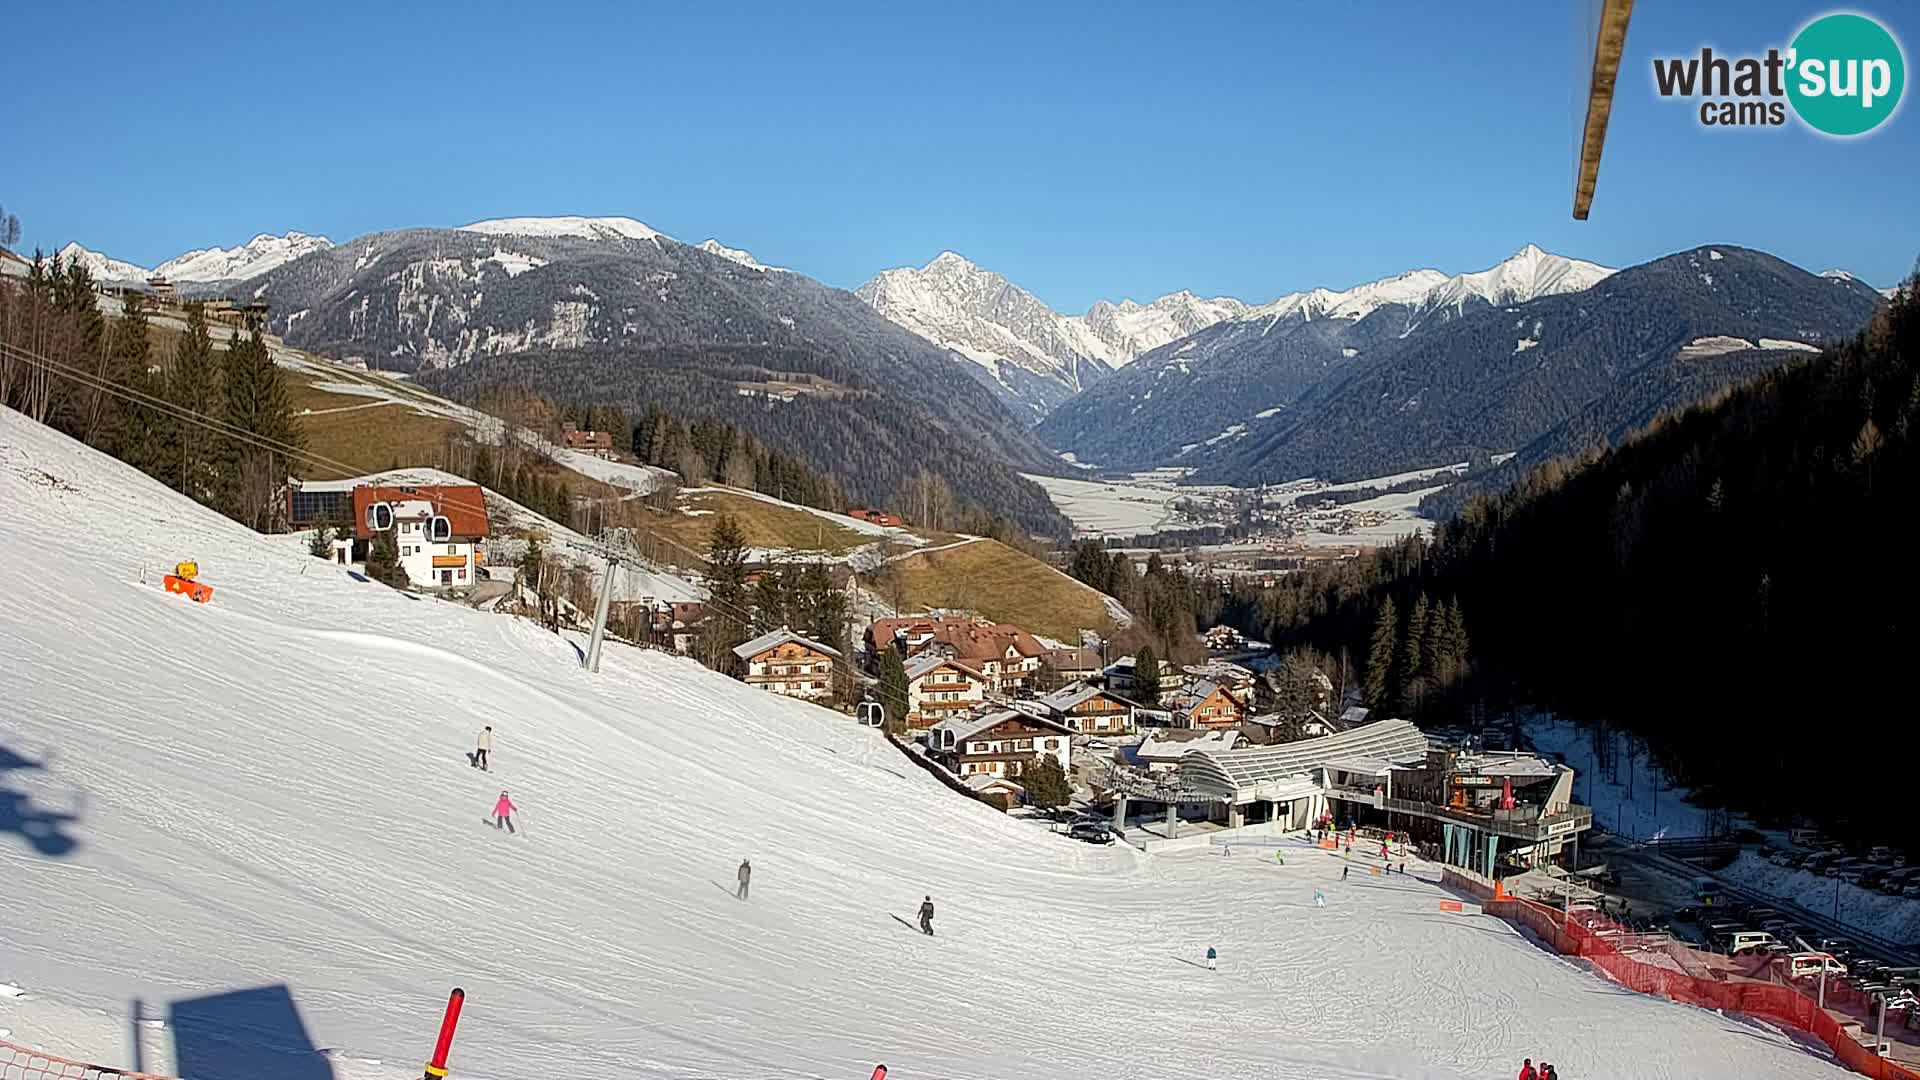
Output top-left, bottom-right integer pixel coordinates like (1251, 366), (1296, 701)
(1472, 888), (1920, 1080)
(1, 1037), (173, 1080)
(163, 575), (213, 603)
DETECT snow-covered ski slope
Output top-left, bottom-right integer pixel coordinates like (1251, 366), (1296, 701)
(0, 409), (1851, 1080)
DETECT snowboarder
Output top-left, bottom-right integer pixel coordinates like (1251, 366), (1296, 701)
(917, 895), (935, 936)
(474, 726), (494, 771)
(736, 858), (752, 900)
(492, 790), (516, 833)
(1518, 1059), (1537, 1080)
(1205, 946), (1218, 972)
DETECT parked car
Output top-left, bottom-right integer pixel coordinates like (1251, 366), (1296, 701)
(1067, 820), (1115, 845)
(1783, 952), (1849, 980)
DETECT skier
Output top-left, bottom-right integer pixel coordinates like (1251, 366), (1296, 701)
(1205, 945), (1218, 972)
(1342, 863), (1350, 881)
(1313, 888), (1326, 907)
(492, 790), (517, 833)
(474, 725), (494, 771)
(917, 895), (935, 936)
(1518, 1058), (1537, 1080)
(1539, 1064), (1557, 1080)
(737, 858), (752, 900)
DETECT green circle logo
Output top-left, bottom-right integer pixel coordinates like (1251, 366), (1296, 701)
(1788, 13), (1906, 136)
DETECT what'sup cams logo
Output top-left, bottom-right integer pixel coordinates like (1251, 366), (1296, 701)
(1653, 11), (1906, 136)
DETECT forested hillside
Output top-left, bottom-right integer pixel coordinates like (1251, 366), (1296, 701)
(1244, 275), (1917, 841)
(421, 344), (1070, 537)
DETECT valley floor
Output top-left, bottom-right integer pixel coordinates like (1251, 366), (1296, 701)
(0, 408), (1858, 1079)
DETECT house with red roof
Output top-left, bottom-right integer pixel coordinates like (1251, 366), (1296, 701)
(350, 483), (490, 590)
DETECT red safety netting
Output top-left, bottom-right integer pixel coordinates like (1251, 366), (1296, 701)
(1462, 874), (1920, 1080)
(0, 1039), (172, 1080)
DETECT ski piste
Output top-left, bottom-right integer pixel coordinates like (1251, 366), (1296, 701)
(0, 406), (1862, 1079)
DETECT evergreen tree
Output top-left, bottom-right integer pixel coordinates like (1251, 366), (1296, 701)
(1132, 644), (1162, 704)
(308, 523), (334, 558)
(703, 513), (752, 669)
(221, 324), (304, 530)
(876, 647), (910, 734)
(364, 528), (407, 588)
(1019, 753), (1072, 810)
(167, 304), (223, 503)
(108, 294), (170, 477)
(1400, 592), (1431, 704)
(1363, 596), (1398, 712)
(750, 561), (789, 633)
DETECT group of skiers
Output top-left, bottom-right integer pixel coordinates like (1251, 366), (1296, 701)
(1519, 1058), (1559, 1080)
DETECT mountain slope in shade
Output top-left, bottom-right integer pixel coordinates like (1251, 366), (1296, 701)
(154, 232), (334, 283)
(1037, 245), (1614, 469)
(53, 242), (150, 283)
(857, 252), (1245, 422)
(1202, 245), (1885, 491)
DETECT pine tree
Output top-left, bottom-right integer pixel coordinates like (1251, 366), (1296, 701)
(167, 304), (223, 504)
(703, 513), (752, 670)
(221, 324), (304, 530)
(364, 528), (406, 589)
(1363, 596), (1398, 712)
(1132, 644), (1162, 705)
(109, 294), (169, 477)
(1400, 592), (1431, 703)
(876, 647), (910, 734)
(1019, 753), (1072, 810)
(308, 523), (334, 558)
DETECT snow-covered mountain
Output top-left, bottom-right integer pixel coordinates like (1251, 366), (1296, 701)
(54, 242), (149, 283)
(52, 232), (333, 286)
(154, 231), (334, 284)
(856, 252), (1245, 422)
(1038, 244), (1616, 468)
(458, 215), (665, 244)
(697, 238), (782, 272)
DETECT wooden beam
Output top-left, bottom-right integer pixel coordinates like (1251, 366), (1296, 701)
(1573, 0), (1636, 220)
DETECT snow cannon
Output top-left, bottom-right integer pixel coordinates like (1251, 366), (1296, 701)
(164, 560), (214, 603)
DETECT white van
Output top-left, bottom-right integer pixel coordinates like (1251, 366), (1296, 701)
(1784, 952), (1848, 979)
(1726, 931), (1779, 956)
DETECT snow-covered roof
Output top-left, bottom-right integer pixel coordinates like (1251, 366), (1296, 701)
(931, 708), (1073, 746)
(732, 627), (843, 661)
(1181, 719), (1429, 798)
(1466, 756), (1559, 780)
(904, 652), (985, 682)
(1324, 756), (1396, 778)
(1135, 728), (1240, 763)
(964, 774), (1022, 793)
(1340, 706), (1372, 726)
(1036, 681), (1136, 712)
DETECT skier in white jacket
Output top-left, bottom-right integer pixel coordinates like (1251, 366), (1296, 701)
(474, 726), (494, 771)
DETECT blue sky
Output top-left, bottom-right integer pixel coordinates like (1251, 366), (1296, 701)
(5, 0), (1915, 309)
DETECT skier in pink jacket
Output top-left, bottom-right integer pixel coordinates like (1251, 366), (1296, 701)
(492, 791), (517, 833)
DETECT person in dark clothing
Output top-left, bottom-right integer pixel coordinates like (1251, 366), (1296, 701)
(1342, 864), (1350, 881)
(1539, 1064), (1557, 1080)
(917, 896), (935, 936)
(1518, 1059), (1536, 1080)
(736, 859), (752, 900)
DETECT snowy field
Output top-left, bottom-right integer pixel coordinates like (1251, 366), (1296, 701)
(1021, 472), (1204, 536)
(0, 409), (1858, 1080)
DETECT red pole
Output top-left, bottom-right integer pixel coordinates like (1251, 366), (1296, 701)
(424, 987), (465, 1079)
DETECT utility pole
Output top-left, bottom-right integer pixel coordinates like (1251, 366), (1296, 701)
(584, 550), (618, 673)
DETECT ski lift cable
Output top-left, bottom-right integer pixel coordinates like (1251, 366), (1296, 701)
(8, 341), (884, 691)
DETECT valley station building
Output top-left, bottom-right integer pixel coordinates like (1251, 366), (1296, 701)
(1164, 719), (1594, 876)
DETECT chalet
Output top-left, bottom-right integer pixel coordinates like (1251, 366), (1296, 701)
(1130, 727), (1243, 773)
(866, 615), (1047, 694)
(1102, 654), (1174, 703)
(1164, 679), (1244, 731)
(928, 708), (1074, 781)
(146, 276), (177, 304)
(1046, 646), (1104, 685)
(963, 773), (1026, 811)
(904, 653), (990, 732)
(350, 483), (489, 590)
(847, 508), (905, 528)
(1182, 660), (1256, 706)
(732, 627), (842, 701)
(1033, 682), (1139, 737)
(0, 247), (29, 281)
(561, 424), (615, 459)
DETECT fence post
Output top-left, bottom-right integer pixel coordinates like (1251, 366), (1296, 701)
(424, 987), (465, 1080)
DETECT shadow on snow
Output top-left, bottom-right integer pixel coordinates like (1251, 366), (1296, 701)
(0, 740), (82, 858)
